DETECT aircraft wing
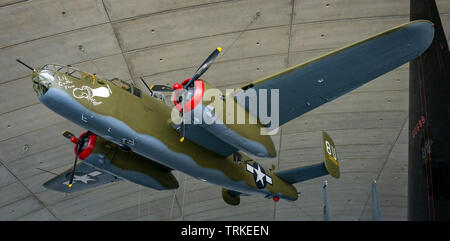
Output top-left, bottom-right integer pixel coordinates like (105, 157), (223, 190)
(43, 162), (121, 193)
(234, 20), (434, 127)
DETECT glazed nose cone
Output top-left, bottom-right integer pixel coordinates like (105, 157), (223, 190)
(32, 69), (55, 96)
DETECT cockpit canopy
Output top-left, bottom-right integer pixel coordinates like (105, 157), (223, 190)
(37, 64), (167, 103)
(40, 64), (83, 78)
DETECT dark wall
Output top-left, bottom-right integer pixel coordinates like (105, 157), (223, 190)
(409, 0), (450, 220)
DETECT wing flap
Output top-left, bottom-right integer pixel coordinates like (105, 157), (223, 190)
(173, 122), (238, 157)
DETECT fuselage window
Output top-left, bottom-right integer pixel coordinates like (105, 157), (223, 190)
(110, 78), (131, 93)
(133, 86), (142, 98)
(110, 78), (119, 86)
(120, 80), (131, 93)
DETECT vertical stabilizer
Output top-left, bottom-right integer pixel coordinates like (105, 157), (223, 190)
(322, 132), (340, 178)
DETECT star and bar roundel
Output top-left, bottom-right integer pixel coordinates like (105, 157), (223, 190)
(246, 162), (273, 189)
(62, 170), (101, 186)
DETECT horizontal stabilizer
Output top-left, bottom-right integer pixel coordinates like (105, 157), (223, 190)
(275, 131), (340, 184)
(275, 163), (328, 184)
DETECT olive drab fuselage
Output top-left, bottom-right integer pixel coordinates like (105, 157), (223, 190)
(33, 64), (298, 201)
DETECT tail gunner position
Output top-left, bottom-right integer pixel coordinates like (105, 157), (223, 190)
(18, 20), (434, 205)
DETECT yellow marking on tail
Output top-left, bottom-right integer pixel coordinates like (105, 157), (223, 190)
(328, 154), (338, 166)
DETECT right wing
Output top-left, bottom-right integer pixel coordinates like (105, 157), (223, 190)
(234, 20), (434, 127)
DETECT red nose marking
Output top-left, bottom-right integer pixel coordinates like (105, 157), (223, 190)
(70, 137), (78, 144)
(273, 196), (280, 202)
(173, 83), (182, 90)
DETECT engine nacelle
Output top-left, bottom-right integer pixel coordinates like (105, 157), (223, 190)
(71, 132), (179, 190)
(73, 132), (97, 160)
(222, 188), (240, 206)
(172, 78), (205, 113)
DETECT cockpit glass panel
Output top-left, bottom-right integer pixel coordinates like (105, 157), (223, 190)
(120, 80), (131, 92)
(110, 78), (120, 86)
(39, 66), (55, 76)
(39, 71), (55, 81)
(42, 64), (70, 75)
(68, 69), (82, 79)
(133, 86), (142, 98)
(42, 64), (53, 71)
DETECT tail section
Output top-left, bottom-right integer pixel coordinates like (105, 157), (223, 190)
(275, 131), (340, 184)
(322, 131), (340, 178)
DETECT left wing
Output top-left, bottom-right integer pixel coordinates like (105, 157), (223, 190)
(234, 20), (434, 127)
(43, 162), (120, 193)
(44, 134), (180, 193)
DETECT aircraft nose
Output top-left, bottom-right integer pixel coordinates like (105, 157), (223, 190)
(32, 69), (55, 96)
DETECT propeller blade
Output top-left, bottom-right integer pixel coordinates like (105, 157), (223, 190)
(183, 47), (221, 88)
(66, 131), (91, 188)
(68, 143), (82, 188)
(61, 130), (75, 140)
(180, 122), (185, 142)
(180, 90), (186, 142)
(150, 84), (174, 92)
(139, 77), (153, 95)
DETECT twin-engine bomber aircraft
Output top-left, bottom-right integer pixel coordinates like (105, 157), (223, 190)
(16, 20), (434, 206)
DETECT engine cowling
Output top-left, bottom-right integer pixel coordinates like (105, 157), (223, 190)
(72, 132), (97, 160)
(69, 132), (178, 190)
(172, 78), (205, 113)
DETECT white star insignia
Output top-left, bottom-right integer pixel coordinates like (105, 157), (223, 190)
(62, 171), (100, 186)
(254, 165), (265, 185)
(246, 163), (273, 186)
(73, 174), (95, 184)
